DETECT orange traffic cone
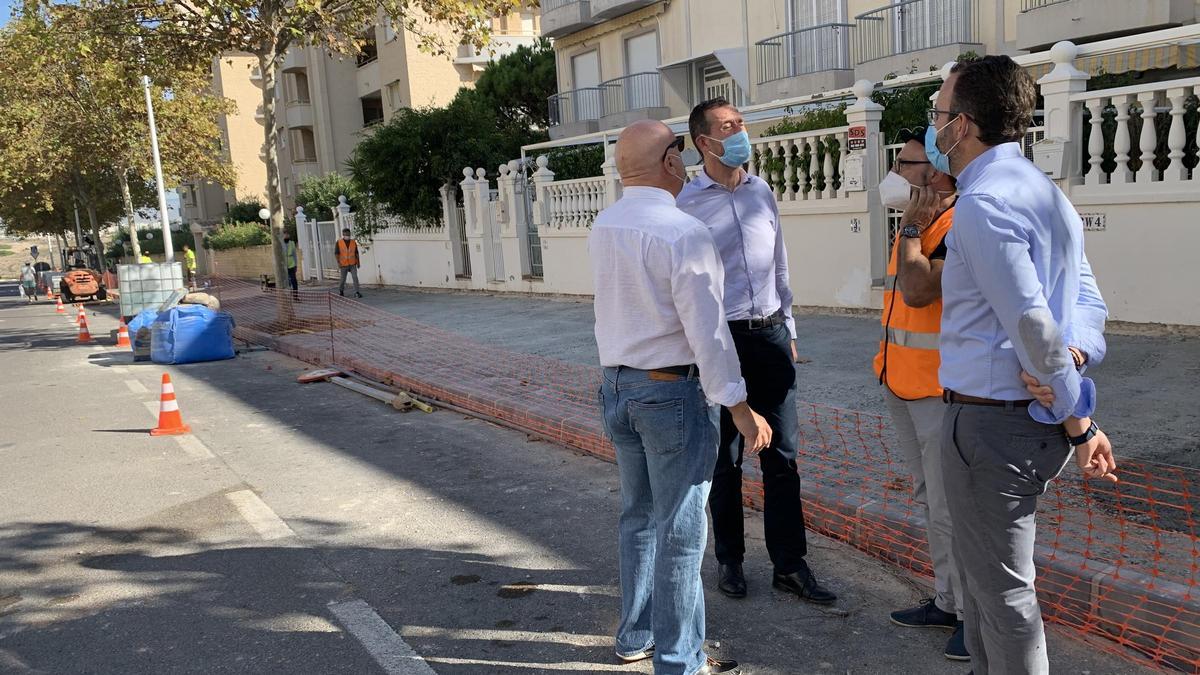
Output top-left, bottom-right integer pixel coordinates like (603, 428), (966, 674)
(76, 313), (93, 344)
(150, 373), (191, 436)
(115, 318), (131, 348)
(55, 297), (65, 314)
(73, 305), (84, 325)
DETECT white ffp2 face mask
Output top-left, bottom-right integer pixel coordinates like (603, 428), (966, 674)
(878, 171), (913, 211)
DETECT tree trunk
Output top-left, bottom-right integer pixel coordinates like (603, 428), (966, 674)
(84, 201), (105, 269)
(118, 169), (142, 260)
(258, 52), (291, 298)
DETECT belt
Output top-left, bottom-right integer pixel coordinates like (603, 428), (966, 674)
(728, 310), (785, 331)
(642, 364), (697, 382)
(943, 389), (1034, 409)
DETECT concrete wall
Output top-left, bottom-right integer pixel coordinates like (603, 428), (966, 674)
(207, 245), (277, 280)
(779, 195), (880, 310)
(357, 232), (463, 289)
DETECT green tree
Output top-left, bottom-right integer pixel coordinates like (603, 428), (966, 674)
(225, 199), (266, 225)
(473, 38), (556, 129)
(349, 88), (539, 225)
(101, 0), (526, 297)
(296, 174), (360, 221)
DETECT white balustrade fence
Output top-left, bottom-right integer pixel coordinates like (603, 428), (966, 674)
(748, 127), (852, 201)
(543, 176), (607, 229)
(1074, 77), (1200, 187)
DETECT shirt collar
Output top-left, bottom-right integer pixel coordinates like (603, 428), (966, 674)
(956, 142), (1024, 191)
(691, 167), (751, 191)
(622, 186), (678, 204)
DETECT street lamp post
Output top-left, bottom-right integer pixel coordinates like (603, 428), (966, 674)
(142, 74), (175, 262)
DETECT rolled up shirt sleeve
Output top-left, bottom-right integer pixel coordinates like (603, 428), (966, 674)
(953, 196), (1096, 424)
(1064, 251), (1108, 368)
(670, 227), (748, 408)
(772, 199), (797, 340)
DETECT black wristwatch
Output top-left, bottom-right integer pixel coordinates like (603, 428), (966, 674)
(900, 224), (922, 239)
(1066, 421), (1099, 447)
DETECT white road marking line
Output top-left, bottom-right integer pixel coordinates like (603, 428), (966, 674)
(327, 599), (437, 675)
(174, 435), (214, 459)
(91, 345), (105, 352)
(124, 379), (149, 394)
(226, 489), (295, 540)
(423, 656), (633, 671)
(110, 365), (129, 375)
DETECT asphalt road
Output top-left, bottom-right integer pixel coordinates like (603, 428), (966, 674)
(0, 293), (1162, 674)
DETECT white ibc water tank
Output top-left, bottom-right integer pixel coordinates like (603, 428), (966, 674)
(118, 262), (186, 317)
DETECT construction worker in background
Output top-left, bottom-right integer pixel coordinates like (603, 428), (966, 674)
(20, 262), (38, 303)
(138, 252), (152, 264)
(872, 127), (967, 661)
(182, 244), (197, 287)
(283, 231), (299, 299)
(335, 228), (362, 298)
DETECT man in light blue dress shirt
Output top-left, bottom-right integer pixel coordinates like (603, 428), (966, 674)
(677, 99), (836, 608)
(930, 55), (1118, 675)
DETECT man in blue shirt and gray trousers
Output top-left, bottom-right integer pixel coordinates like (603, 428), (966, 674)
(929, 55), (1117, 674)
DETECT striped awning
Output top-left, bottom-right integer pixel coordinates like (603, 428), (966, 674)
(1026, 44), (1197, 80)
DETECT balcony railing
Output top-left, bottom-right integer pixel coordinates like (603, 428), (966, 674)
(548, 87), (604, 126)
(542, 0), (581, 10)
(757, 23), (855, 85)
(1021, 0), (1070, 10)
(854, 0), (978, 64)
(600, 71), (662, 116)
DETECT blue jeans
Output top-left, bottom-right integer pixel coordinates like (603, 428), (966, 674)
(601, 366), (720, 675)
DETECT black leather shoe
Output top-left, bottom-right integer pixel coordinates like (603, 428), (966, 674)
(697, 655), (740, 674)
(717, 563), (747, 598)
(772, 564), (837, 605)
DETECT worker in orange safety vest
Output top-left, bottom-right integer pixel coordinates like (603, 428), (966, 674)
(335, 228), (362, 298)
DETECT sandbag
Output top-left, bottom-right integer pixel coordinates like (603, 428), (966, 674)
(150, 304), (236, 365)
(181, 291), (221, 311)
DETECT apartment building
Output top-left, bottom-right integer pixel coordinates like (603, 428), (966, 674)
(182, 8), (542, 224)
(543, 0), (1200, 140)
(178, 53), (271, 225)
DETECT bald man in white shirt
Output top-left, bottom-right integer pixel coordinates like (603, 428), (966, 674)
(592, 119), (770, 675)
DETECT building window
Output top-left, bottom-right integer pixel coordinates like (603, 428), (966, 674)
(286, 70), (311, 104)
(699, 58), (747, 107)
(383, 21), (397, 42)
(385, 80), (404, 110)
(290, 128), (317, 163)
(361, 92), (385, 127)
(357, 30), (379, 66)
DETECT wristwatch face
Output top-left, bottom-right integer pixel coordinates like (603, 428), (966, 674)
(901, 225), (921, 238)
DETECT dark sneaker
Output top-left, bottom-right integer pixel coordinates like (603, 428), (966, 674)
(944, 621), (970, 661)
(717, 563), (747, 598)
(615, 644), (653, 663)
(697, 655), (740, 674)
(355, 292), (363, 298)
(890, 598), (958, 629)
(772, 563), (837, 605)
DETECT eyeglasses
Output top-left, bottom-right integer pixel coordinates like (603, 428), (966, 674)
(892, 158), (931, 171)
(927, 108), (961, 126)
(661, 136), (685, 161)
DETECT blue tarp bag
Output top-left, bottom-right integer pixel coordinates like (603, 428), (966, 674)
(150, 305), (235, 365)
(127, 308), (160, 353)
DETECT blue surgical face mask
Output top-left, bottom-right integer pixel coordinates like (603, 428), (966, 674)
(704, 130), (751, 168)
(925, 116), (963, 175)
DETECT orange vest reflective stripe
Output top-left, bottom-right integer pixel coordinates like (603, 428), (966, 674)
(336, 239), (358, 267)
(872, 207), (954, 400)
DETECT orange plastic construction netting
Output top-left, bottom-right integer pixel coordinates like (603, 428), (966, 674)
(209, 277), (1200, 672)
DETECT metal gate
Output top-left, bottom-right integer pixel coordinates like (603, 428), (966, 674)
(315, 220), (340, 280)
(452, 198), (471, 278)
(514, 162), (543, 279)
